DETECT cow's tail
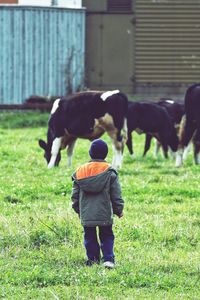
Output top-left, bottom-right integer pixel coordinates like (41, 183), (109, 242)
(118, 92), (128, 116)
(117, 92), (128, 142)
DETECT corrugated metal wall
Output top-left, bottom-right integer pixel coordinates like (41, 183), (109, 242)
(0, 6), (85, 104)
(135, 0), (200, 95)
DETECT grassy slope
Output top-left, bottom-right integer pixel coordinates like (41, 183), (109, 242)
(0, 111), (200, 299)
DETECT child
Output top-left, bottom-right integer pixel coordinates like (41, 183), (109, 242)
(71, 139), (124, 268)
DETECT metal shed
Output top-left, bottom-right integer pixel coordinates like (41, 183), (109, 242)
(135, 0), (200, 95)
(83, 0), (200, 96)
(0, 5), (85, 104)
(82, 0), (135, 94)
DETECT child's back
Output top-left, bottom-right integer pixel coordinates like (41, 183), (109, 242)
(71, 139), (124, 268)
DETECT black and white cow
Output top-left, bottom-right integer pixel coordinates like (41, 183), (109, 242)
(39, 90), (128, 169)
(176, 84), (200, 166)
(144, 99), (185, 158)
(126, 101), (179, 158)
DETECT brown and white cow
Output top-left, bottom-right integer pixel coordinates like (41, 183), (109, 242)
(38, 90), (128, 169)
(175, 84), (200, 167)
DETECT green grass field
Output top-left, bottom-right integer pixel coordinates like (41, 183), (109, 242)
(0, 111), (200, 299)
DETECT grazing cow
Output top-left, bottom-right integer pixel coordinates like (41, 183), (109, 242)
(158, 99), (184, 125)
(175, 84), (200, 166)
(126, 101), (179, 158)
(144, 99), (185, 157)
(38, 90), (128, 169)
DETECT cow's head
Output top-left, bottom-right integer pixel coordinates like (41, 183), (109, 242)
(38, 139), (61, 167)
(168, 128), (179, 152)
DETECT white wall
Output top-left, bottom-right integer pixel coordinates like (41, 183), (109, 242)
(58, 0), (82, 8)
(18, 0), (82, 8)
(19, 0), (51, 5)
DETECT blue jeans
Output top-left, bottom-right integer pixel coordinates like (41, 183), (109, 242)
(83, 225), (115, 262)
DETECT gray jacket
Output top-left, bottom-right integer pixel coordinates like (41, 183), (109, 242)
(71, 160), (124, 226)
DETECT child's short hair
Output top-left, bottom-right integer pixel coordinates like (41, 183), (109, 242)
(89, 139), (108, 159)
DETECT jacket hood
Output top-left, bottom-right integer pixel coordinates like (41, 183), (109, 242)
(73, 166), (117, 193)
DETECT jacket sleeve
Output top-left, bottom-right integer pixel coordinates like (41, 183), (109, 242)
(110, 173), (124, 216)
(71, 177), (80, 214)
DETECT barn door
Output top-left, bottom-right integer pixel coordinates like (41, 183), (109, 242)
(85, 13), (135, 93)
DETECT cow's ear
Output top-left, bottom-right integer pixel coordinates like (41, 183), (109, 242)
(38, 139), (47, 150)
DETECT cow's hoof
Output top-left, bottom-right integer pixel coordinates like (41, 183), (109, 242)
(175, 161), (182, 167)
(112, 164), (121, 170)
(48, 164), (54, 169)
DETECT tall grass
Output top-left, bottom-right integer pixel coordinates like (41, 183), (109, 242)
(0, 111), (200, 299)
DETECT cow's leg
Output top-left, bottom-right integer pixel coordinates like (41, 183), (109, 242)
(106, 130), (123, 169)
(159, 133), (168, 159)
(193, 141), (200, 165)
(169, 148), (176, 160)
(175, 150), (183, 167)
(112, 144), (123, 169)
(143, 134), (152, 157)
(126, 132), (134, 158)
(112, 144), (117, 168)
(154, 140), (161, 158)
(161, 144), (169, 159)
(176, 121), (196, 167)
(182, 143), (192, 160)
(193, 128), (200, 164)
(48, 137), (62, 169)
(67, 139), (77, 167)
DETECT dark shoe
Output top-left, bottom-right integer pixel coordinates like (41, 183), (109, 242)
(85, 258), (100, 266)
